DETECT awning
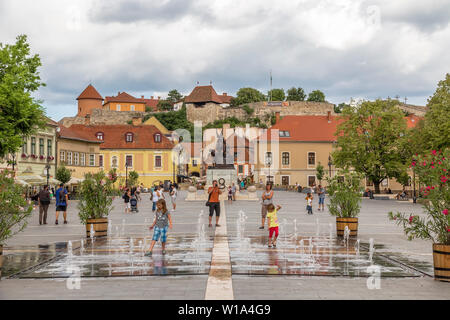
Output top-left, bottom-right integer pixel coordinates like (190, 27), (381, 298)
(17, 174), (45, 185)
(67, 177), (84, 185)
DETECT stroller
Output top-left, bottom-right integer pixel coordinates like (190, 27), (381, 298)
(130, 196), (139, 213)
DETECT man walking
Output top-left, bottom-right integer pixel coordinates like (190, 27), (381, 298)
(208, 180), (222, 227)
(38, 185), (50, 225)
(231, 183), (236, 201)
(55, 183), (68, 224)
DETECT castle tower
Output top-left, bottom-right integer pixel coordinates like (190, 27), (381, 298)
(76, 84), (104, 117)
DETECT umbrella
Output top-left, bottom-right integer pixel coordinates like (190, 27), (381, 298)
(46, 177), (61, 185)
(67, 177), (84, 185)
(17, 174), (45, 185)
(15, 179), (30, 187)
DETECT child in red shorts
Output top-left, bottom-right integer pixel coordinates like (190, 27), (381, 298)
(266, 203), (282, 248)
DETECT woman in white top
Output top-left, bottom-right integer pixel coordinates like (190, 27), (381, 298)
(170, 185), (178, 210)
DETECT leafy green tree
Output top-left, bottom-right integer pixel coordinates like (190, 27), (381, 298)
(286, 87), (306, 101)
(233, 87), (266, 105)
(56, 165), (71, 184)
(334, 103), (349, 114)
(157, 100), (173, 111)
(268, 88), (285, 101)
(0, 35), (46, 158)
(167, 89), (183, 103)
(332, 99), (409, 194)
(316, 162), (325, 184)
(242, 104), (254, 116)
(307, 90), (326, 102)
(128, 170), (139, 186)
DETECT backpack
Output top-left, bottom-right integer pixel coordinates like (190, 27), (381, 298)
(59, 189), (65, 203)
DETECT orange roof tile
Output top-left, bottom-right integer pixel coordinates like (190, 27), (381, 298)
(58, 126), (103, 144)
(77, 84), (103, 100)
(67, 124), (174, 150)
(185, 85), (228, 104)
(104, 92), (144, 104)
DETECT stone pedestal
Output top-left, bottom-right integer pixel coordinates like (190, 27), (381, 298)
(206, 167), (237, 187)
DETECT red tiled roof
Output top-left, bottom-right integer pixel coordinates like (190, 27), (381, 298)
(66, 124), (174, 149)
(142, 98), (159, 111)
(58, 126), (103, 143)
(218, 93), (233, 104)
(104, 92), (144, 104)
(77, 84), (103, 100)
(185, 85), (233, 104)
(406, 114), (423, 128)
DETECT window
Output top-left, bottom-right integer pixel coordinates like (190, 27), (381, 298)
(126, 155), (133, 167)
(265, 152), (272, 165)
(282, 176), (290, 186)
(99, 155), (104, 167)
(308, 152), (316, 166)
(67, 152), (73, 165)
(130, 105), (135, 111)
(22, 139), (27, 154)
(96, 132), (104, 140)
(338, 176), (345, 183)
(125, 133), (133, 142)
(382, 178), (388, 187)
(81, 153), (85, 166)
(31, 137), (36, 155)
(116, 104), (121, 111)
(47, 139), (52, 156)
(111, 156), (118, 168)
(154, 133), (161, 143)
(238, 165), (244, 174)
(192, 159), (198, 167)
(39, 138), (44, 155)
(282, 152), (290, 165)
(60, 151), (65, 163)
(279, 131), (290, 137)
(89, 154), (95, 166)
(308, 176), (316, 187)
(74, 152), (79, 165)
(155, 155), (162, 168)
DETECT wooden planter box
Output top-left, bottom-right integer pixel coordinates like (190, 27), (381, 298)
(336, 217), (358, 237)
(0, 244), (3, 280)
(433, 244), (450, 282)
(86, 218), (108, 238)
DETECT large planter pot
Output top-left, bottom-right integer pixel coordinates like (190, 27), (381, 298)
(433, 244), (450, 282)
(86, 218), (108, 238)
(0, 244), (3, 280)
(336, 217), (358, 237)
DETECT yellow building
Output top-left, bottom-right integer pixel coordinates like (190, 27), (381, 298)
(103, 92), (146, 112)
(66, 123), (176, 187)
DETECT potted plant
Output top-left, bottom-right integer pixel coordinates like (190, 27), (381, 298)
(0, 169), (33, 278)
(78, 171), (115, 238)
(327, 170), (363, 237)
(388, 149), (449, 282)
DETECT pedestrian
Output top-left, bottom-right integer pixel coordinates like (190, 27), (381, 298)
(38, 185), (50, 225)
(55, 183), (68, 224)
(152, 186), (161, 212)
(231, 183), (236, 201)
(123, 188), (131, 213)
(240, 180), (245, 190)
(145, 199), (173, 257)
(170, 184), (178, 211)
(318, 185), (326, 211)
(227, 186), (233, 204)
(260, 183), (274, 229)
(136, 185), (141, 201)
(207, 180), (222, 227)
(306, 192), (313, 215)
(266, 204), (281, 248)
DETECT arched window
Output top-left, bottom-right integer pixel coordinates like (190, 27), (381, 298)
(96, 132), (104, 140)
(154, 133), (161, 143)
(125, 132), (133, 142)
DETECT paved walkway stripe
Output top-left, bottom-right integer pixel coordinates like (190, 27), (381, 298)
(205, 201), (234, 300)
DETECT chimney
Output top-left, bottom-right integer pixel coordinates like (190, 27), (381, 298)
(132, 117), (142, 126)
(84, 114), (90, 125)
(151, 96), (154, 99)
(275, 111), (280, 124)
(327, 111), (331, 123)
(141, 95), (144, 99)
(223, 93), (227, 96)
(158, 96), (161, 100)
(118, 91), (120, 95)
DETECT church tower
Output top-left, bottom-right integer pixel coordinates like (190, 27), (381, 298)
(76, 84), (104, 117)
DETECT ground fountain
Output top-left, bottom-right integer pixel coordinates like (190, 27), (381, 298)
(369, 238), (375, 263)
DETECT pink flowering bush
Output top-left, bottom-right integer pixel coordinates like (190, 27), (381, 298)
(0, 169), (33, 245)
(389, 149), (450, 244)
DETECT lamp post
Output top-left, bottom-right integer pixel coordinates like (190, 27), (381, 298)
(125, 163), (129, 187)
(328, 155), (333, 177)
(266, 153), (272, 184)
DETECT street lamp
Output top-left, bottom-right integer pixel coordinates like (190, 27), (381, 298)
(266, 152), (272, 184)
(328, 155), (333, 177)
(125, 163), (129, 187)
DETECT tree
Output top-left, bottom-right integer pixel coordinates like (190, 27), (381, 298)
(242, 104), (254, 116)
(128, 170), (139, 187)
(157, 100), (174, 111)
(316, 162), (325, 185)
(307, 90), (326, 102)
(286, 87), (306, 101)
(167, 89), (183, 103)
(233, 87), (266, 105)
(268, 88), (285, 101)
(332, 99), (409, 194)
(56, 165), (71, 184)
(334, 103), (349, 114)
(0, 35), (46, 158)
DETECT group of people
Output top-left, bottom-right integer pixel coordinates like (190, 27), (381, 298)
(34, 183), (69, 225)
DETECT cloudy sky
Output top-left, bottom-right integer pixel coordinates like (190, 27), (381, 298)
(1, 0), (449, 121)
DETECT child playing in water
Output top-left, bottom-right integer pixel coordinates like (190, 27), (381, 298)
(266, 203), (282, 248)
(145, 199), (172, 256)
(306, 192), (313, 215)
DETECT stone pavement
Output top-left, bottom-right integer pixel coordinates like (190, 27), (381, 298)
(0, 190), (449, 299)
